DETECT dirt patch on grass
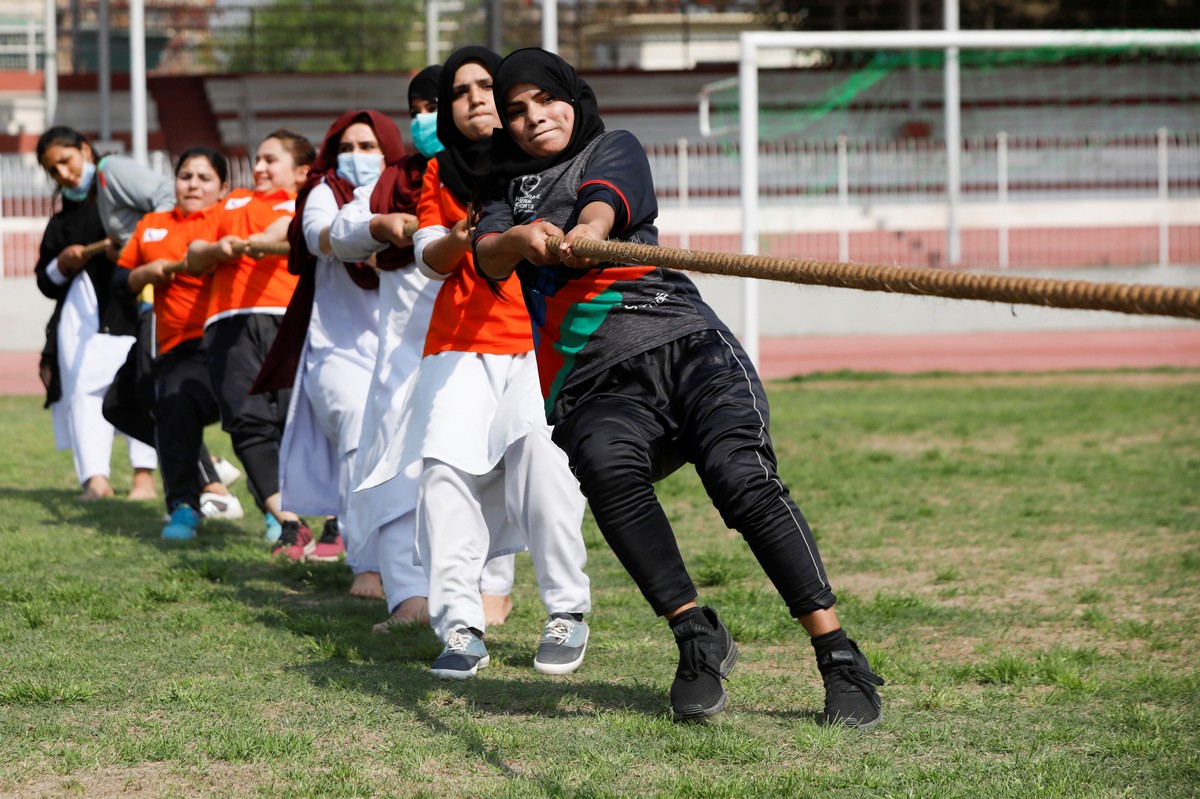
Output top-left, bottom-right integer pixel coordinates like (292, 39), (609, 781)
(0, 763), (265, 799)
(834, 526), (1199, 664)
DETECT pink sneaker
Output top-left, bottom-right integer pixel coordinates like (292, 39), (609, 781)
(308, 518), (345, 563)
(272, 520), (315, 561)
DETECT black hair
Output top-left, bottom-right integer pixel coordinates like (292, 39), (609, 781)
(174, 146), (230, 184)
(36, 126), (91, 166)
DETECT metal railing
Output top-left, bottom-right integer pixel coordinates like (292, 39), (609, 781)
(4, 131), (1199, 277)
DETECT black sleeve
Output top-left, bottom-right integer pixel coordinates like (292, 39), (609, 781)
(34, 216), (69, 300)
(110, 261), (137, 303)
(471, 193), (516, 280)
(575, 131), (658, 235)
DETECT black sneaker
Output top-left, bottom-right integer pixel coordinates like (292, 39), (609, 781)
(308, 518), (345, 563)
(669, 606), (739, 723)
(817, 639), (885, 728)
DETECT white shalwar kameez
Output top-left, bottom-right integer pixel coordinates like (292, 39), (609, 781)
(279, 181), (379, 569)
(329, 184), (439, 608)
(51, 270), (157, 483)
(396, 226), (591, 643)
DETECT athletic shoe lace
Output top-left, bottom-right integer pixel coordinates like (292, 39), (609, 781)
(542, 617), (573, 645)
(677, 633), (723, 683)
(825, 662), (885, 698)
(445, 629), (474, 653)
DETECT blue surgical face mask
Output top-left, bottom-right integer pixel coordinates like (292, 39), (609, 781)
(410, 112), (444, 158)
(61, 159), (96, 202)
(335, 151), (383, 188)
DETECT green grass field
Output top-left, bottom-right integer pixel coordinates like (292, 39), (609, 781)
(1, 370), (1198, 799)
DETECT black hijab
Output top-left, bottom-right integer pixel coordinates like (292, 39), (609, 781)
(487, 48), (605, 186)
(408, 64), (441, 106)
(435, 46), (503, 205)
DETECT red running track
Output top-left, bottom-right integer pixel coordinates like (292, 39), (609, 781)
(2, 328), (1198, 397)
(755, 328), (1200, 380)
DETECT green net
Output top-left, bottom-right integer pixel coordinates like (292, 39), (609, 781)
(703, 44), (1200, 144)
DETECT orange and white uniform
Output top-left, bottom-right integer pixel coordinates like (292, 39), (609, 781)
(382, 157), (590, 643)
(418, 161), (531, 358)
(205, 188), (299, 326)
(119, 206), (220, 355)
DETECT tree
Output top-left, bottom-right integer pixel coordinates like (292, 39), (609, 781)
(218, 0), (424, 73)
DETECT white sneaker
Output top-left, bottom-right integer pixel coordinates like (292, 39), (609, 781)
(211, 457), (242, 488)
(199, 491), (245, 520)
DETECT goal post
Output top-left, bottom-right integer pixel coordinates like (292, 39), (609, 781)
(734, 28), (1200, 365)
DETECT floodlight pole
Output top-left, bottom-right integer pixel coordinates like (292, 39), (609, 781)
(944, 0), (961, 265)
(542, 0), (558, 54)
(98, 0), (111, 141)
(43, 0), (56, 126)
(426, 1), (439, 66)
(738, 33), (760, 366)
(129, 0), (147, 165)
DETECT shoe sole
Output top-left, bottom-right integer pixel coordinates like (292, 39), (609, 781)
(430, 655), (491, 680)
(305, 543), (345, 563)
(533, 642), (586, 675)
(671, 640), (740, 723)
(161, 531), (197, 541)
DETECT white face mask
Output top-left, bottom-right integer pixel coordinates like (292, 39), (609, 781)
(61, 159), (96, 202)
(336, 151), (383, 188)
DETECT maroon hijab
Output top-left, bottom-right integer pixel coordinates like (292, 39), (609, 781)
(253, 110), (406, 394)
(288, 109), (407, 287)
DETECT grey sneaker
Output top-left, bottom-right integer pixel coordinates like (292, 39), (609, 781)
(430, 627), (490, 680)
(533, 614), (589, 675)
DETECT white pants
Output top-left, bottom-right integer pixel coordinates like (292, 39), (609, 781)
(337, 447), (373, 574)
(418, 423), (591, 643)
(378, 511), (426, 612)
(377, 513), (514, 613)
(52, 272), (156, 484)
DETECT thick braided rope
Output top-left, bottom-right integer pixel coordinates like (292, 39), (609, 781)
(547, 236), (1200, 320)
(80, 240), (110, 258)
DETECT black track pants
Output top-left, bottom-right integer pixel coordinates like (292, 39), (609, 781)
(552, 329), (837, 619)
(203, 314), (289, 512)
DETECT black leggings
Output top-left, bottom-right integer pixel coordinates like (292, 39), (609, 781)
(154, 339), (222, 512)
(102, 316), (220, 511)
(552, 329), (836, 619)
(204, 314), (290, 512)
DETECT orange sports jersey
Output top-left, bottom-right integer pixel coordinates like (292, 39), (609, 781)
(417, 158), (532, 357)
(205, 188), (299, 322)
(119, 205), (221, 355)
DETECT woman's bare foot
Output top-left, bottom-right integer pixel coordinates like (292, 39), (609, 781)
(349, 571), (385, 601)
(79, 476), (115, 501)
(482, 593), (513, 627)
(127, 468), (157, 501)
(371, 596), (430, 633)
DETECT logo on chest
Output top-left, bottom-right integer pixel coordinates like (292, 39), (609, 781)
(513, 175), (543, 218)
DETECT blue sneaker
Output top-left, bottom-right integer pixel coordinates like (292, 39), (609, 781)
(263, 512), (283, 543)
(534, 614), (589, 675)
(161, 504), (199, 541)
(430, 627), (490, 680)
